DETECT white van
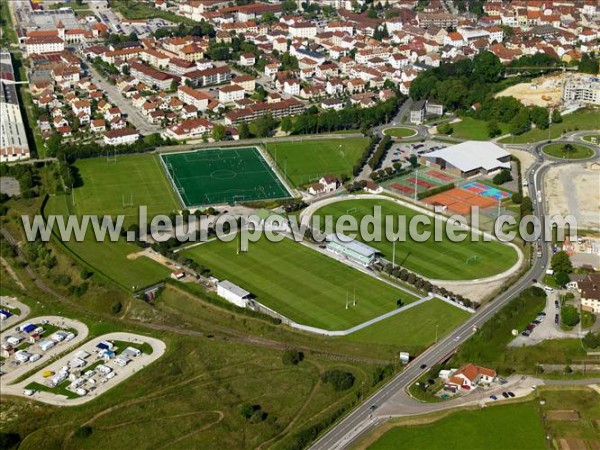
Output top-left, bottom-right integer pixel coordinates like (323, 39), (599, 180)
(544, 286), (554, 293)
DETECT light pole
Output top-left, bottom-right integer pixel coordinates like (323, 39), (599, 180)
(435, 324), (439, 343)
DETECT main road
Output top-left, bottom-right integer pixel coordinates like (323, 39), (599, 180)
(309, 146), (583, 449)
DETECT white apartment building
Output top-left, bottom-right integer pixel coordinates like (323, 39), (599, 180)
(25, 36), (65, 56)
(563, 77), (600, 105)
(178, 85), (211, 111)
(218, 85), (245, 104)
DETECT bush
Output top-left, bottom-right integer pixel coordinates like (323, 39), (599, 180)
(0, 433), (21, 449)
(282, 349), (304, 365)
(511, 192), (523, 204)
(583, 332), (600, 349)
(492, 169), (512, 185)
(80, 268), (93, 279)
(561, 305), (580, 327)
(321, 369), (355, 391)
(111, 301), (122, 314)
(74, 426), (92, 439)
(436, 122), (453, 135)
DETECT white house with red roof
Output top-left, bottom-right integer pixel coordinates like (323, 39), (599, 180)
(446, 364), (496, 390)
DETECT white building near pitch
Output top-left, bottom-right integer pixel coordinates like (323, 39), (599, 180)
(217, 280), (251, 308)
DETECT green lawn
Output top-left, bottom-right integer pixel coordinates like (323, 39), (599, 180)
(182, 236), (418, 330)
(342, 299), (469, 354)
(109, 0), (196, 24)
(383, 127), (417, 138)
(368, 403), (546, 450)
(72, 154), (180, 222)
(42, 154), (179, 289)
(500, 109), (600, 144)
(313, 199), (518, 280)
(265, 137), (369, 186)
(45, 195), (171, 290)
(450, 117), (510, 141)
(542, 143), (595, 160)
(582, 134), (599, 144)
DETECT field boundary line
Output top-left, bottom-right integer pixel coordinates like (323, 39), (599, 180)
(157, 153), (185, 209)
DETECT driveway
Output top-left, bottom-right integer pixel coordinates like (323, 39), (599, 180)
(84, 62), (160, 135)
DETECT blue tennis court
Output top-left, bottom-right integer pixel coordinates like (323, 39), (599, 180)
(462, 181), (511, 201)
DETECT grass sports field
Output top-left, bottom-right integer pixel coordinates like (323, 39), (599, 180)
(265, 137), (369, 186)
(314, 198), (518, 280)
(183, 236), (418, 330)
(341, 299), (469, 356)
(160, 147), (290, 207)
(368, 403), (546, 450)
(72, 154), (180, 221)
(44, 155), (178, 288)
(542, 143), (595, 160)
(45, 195), (170, 289)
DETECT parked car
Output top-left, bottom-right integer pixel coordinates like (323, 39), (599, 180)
(502, 392), (510, 398)
(507, 391), (515, 398)
(489, 395), (498, 401)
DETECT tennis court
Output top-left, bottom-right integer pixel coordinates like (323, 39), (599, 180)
(160, 147), (292, 207)
(424, 187), (497, 215)
(462, 181), (511, 201)
(382, 168), (460, 197)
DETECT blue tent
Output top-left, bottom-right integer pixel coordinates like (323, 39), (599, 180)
(23, 324), (36, 333)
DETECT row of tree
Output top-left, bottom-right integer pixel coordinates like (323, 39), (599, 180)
(368, 135), (392, 169)
(353, 135), (380, 177)
(291, 97), (402, 136)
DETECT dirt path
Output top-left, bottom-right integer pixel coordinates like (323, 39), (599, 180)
(0, 256), (26, 290)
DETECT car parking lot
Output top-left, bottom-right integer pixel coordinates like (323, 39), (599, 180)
(381, 141), (447, 170)
(0, 316), (88, 382)
(508, 289), (584, 347)
(15, 332), (166, 405)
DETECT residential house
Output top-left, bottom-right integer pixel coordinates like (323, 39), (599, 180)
(103, 128), (140, 146)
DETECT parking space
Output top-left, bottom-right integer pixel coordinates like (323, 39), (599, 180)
(508, 289), (582, 347)
(381, 141), (448, 170)
(0, 296), (30, 332)
(0, 316), (88, 382)
(17, 333), (166, 405)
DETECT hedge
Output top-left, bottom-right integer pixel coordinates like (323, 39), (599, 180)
(417, 182), (455, 200)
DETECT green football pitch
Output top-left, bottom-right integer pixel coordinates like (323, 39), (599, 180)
(160, 147), (291, 207)
(314, 198), (519, 280)
(183, 236), (419, 331)
(71, 154), (180, 221)
(265, 137), (369, 186)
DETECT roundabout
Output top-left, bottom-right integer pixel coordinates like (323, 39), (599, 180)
(383, 127), (419, 139)
(541, 142), (597, 160)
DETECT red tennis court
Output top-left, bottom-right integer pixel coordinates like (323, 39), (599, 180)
(427, 170), (455, 182)
(424, 187), (496, 215)
(390, 183), (415, 195)
(407, 177), (435, 189)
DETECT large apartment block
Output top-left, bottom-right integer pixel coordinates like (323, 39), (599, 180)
(563, 76), (600, 105)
